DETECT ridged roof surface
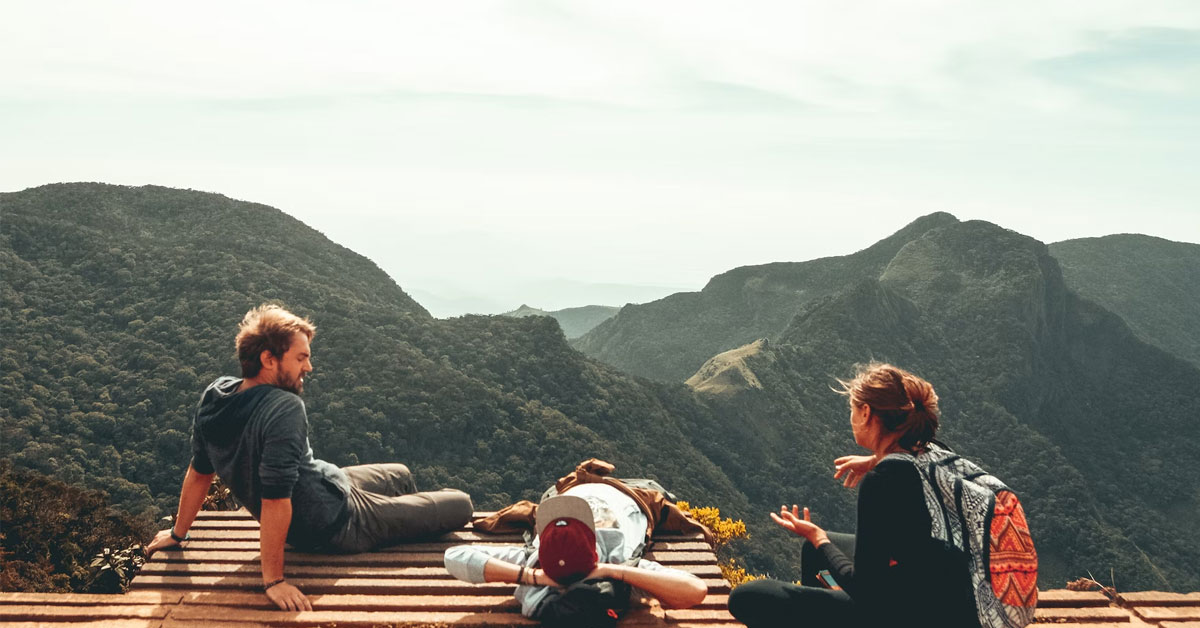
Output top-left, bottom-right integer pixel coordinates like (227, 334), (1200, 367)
(1, 510), (1197, 627)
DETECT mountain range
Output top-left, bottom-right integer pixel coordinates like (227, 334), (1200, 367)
(571, 213), (962, 381)
(3, 183), (1198, 590)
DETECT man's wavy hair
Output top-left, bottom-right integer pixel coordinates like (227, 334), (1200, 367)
(235, 305), (316, 378)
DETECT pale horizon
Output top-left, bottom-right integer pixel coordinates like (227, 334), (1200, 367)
(3, 1), (1198, 316)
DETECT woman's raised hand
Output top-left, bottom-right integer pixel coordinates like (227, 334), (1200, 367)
(833, 454), (879, 488)
(770, 505), (829, 546)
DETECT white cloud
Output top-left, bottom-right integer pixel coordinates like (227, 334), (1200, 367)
(6, 0), (1199, 110)
(3, 1), (1198, 313)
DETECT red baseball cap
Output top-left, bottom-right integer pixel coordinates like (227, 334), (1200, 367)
(537, 495), (598, 585)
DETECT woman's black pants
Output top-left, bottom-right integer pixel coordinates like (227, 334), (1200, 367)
(728, 532), (865, 628)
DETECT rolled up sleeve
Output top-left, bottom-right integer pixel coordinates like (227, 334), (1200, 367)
(444, 544), (530, 584)
(190, 425), (215, 475)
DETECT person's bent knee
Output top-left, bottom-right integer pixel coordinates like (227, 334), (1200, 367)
(728, 580), (771, 621)
(388, 464), (416, 492)
(451, 489), (472, 518)
(391, 463), (412, 478)
(440, 489), (474, 526)
(728, 579), (792, 627)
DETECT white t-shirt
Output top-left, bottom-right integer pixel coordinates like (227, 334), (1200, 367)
(443, 483), (676, 617)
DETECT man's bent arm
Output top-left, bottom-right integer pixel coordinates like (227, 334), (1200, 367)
(600, 563), (708, 609)
(444, 544), (531, 584)
(259, 497), (312, 611)
(146, 465), (212, 555)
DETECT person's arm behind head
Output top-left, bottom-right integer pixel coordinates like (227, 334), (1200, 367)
(595, 562), (708, 609)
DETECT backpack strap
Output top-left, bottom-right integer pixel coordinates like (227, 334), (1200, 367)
(883, 448), (956, 547)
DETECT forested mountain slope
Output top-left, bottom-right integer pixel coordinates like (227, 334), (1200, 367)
(680, 220), (1200, 591)
(1050, 234), (1200, 368)
(571, 213), (959, 381)
(0, 183), (751, 547)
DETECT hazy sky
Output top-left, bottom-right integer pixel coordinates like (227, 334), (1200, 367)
(3, 1), (1198, 316)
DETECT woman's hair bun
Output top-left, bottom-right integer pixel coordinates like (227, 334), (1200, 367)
(837, 362), (940, 451)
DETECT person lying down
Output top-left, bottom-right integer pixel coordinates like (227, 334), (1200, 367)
(444, 483), (708, 624)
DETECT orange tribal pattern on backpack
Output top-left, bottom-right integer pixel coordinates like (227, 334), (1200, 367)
(886, 444), (1038, 628)
(989, 491), (1038, 609)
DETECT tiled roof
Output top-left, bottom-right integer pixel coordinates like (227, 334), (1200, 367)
(0, 510), (736, 627)
(1, 510), (1197, 627)
(1035, 589), (1200, 626)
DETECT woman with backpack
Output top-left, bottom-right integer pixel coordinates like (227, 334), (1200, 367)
(728, 362), (1037, 628)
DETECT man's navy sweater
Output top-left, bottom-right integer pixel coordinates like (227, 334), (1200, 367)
(190, 376), (351, 549)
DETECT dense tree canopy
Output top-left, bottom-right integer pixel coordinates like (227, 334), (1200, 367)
(0, 460), (150, 592)
(1050, 234), (1200, 369)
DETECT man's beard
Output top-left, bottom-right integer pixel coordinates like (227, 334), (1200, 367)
(273, 371), (304, 395)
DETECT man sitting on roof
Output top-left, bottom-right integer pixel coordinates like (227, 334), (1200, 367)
(444, 479), (709, 621)
(145, 304), (474, 611)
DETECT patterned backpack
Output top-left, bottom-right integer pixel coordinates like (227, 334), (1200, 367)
(885, 444), (1038, 628)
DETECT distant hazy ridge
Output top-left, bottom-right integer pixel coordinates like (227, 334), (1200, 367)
(501, 304), (619, 339)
